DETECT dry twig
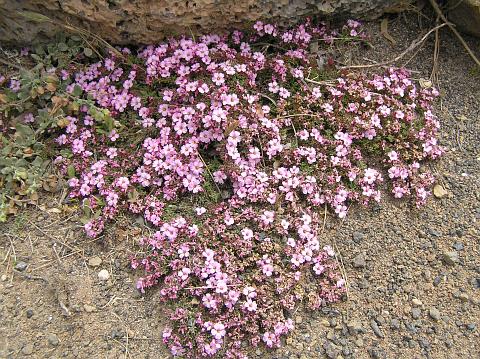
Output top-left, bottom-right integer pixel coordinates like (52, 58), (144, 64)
(340, 23), (448, 69)
(430, 16), (441, 85)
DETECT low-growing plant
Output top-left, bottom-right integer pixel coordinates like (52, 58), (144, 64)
(0, 18), (443, 357)
(0, 38), (100, 220)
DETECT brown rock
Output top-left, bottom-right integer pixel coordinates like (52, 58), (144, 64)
(433, 184), (448, 199)
(448, 0), (480, 37)
(0, 0), (406, 45)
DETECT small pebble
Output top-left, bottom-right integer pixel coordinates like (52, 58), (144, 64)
(84, 304), (96, 313)
(15, 261), (28, 271)
(429, 308), (441, 321)
(474, 278), (480, 289)
(452, 242), (464, 251)
(26, 309), (34, 318)
(48, 333), (59, 347)
(353, 253), (366, 268)
(370, 320), (384, 338)
(390, 318), (401, 330)
(411, 308), (421, 319)
(22, 343), (34, 355)
(88, 256), (102, 267)
(433, 184), (448, 198)
(352, 231), (365, 243)
(442, 251), (459, 266)
(98, 269), (110, 281)
(412, 298), (422, 306)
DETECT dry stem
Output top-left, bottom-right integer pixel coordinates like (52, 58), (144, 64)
(341, 23), (448, 69)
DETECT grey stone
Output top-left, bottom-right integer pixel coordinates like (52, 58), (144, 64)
(353, 253), (366, 268)
(411, 308), (421, 319)
(324, 341), (340, 359)
(467, 323), (476, 331)
(429, 229), (441, 237)
(370, 320), (384, 338)
(452, 242), (464, 251)
(98, 269), (110, 281)
(433, 275), (443, 286)
(26, 309), (34, 318)
(390, 318), (401, 330)
(473, 278), (480, 289)
(442, 251), (459, 266)
(352, 231), (365, 243)
(111, 329), (125, 339)
(428, 308), (441, 321)
(358, 279), (370, 289)
(48, 334), (59, 347)
(448, 0), (480, 37)
(15, 261), (28, 271)
(368, 347), (386, 359)
(22, 343), (34, 355)
(418, 338), (431, 350)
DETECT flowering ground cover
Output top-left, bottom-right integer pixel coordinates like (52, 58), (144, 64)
(0, 18), (443, 358)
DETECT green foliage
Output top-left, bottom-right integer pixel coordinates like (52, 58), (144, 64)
(0, 124), (49, 221)
(0, 35), (100, 221)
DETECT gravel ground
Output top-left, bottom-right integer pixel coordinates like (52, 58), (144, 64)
(1, 11), (479, 359)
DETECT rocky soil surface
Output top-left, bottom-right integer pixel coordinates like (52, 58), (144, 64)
(1, 13), (479, 359)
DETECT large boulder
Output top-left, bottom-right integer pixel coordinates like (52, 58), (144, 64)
(0, 0), (405, 45)
(448, 0), (480, 37)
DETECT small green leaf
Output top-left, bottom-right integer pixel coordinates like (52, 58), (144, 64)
(67, 165), (76, 178)
(18, 11), (51, 23)
(58, 42), (69, 52)
(15, 123), (34, 138)
(72, 85), (83, 97)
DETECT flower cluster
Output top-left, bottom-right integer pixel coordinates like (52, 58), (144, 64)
(1, 17), (443, 357)
(133, 202), (344, 358)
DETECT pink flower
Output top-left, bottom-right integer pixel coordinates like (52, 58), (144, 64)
(363, 168), (379, 184)
(211, 323), (226, 339)
(323, 245), (335, 257)
(177, 267), (191, 281)
(313, 263), (325, 275)
(216, 279), (228, 294)
(243, 299), (257, 312)
(260, 210), (275, 225)
(262, 332), (276, 347)
(241, 227), (254, 240)
(195, 207), (207, 215)
(106, 147), (117, 159)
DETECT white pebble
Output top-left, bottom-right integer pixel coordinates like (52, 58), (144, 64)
(98, 269), (110, 281)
